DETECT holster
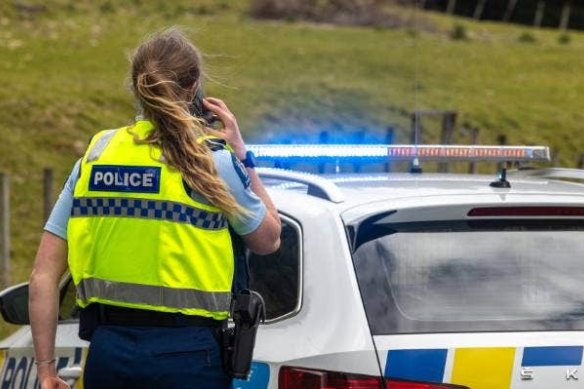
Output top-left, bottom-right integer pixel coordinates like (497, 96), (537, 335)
(219, 290), (266, 379)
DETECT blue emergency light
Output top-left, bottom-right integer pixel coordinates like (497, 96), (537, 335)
(247, 144), (551, 163)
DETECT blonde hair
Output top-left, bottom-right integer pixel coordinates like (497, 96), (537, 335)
(130, 28), (241, 216)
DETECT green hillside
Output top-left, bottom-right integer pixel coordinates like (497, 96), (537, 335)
(1, 0), (583, 336)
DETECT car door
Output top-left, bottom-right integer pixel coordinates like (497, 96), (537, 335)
(233, 192), (381, 389)
(1, 193), (380, 389)
(348, 200), (584, 389)
(0, 278), (88, 388)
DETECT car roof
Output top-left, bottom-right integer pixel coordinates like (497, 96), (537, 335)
(263, 169), (584, 220)
(329, 172), (584, 200)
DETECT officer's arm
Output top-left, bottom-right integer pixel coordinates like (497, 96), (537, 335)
(29, 232), (70, 387)
(240, 167), (281, 255)
(201, 97), (281, 254)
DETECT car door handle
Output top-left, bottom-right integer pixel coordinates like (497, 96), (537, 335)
(58, 365), (83, 380)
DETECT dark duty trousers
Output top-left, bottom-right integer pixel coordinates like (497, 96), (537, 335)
(83, 325), (231, 389)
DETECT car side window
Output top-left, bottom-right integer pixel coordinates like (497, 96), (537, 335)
(247, 215), (302, 321)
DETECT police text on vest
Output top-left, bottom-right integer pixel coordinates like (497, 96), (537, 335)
(89, 165), (161, 193)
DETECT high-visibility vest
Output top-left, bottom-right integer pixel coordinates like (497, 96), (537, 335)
(67, 120), (234, 320)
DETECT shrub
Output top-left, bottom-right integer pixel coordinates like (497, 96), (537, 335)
(558, 33), (571, 45)
(99, 2), (115, 13)
(248, 0), (433, 30)
(450, 24), (468, 41)
(518, 32), (536, 43)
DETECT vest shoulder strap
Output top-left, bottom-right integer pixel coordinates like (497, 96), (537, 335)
(198, 136), (233, 153)
(86, 131), (229, 164)
(86, 129), (118, 162)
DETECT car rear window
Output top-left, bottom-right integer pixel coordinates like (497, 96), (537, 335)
(351, 219), (584, 335)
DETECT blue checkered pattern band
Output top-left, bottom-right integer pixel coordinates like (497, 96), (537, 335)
(71, 197), (227, 230)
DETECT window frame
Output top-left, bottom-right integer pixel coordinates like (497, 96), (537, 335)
(58, 274), (81, 323)
(255, 212), (304, 324)
(351, 218), (584, 335)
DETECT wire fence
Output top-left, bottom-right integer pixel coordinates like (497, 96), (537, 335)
(422, 0), (578, 31)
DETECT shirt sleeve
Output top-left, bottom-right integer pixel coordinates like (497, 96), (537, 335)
(212, 150), (267, 236)
(44, 159), (81, 240)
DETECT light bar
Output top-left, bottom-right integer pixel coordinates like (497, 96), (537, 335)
(249, 144), (388, 159)
(247, 144), (551, 163)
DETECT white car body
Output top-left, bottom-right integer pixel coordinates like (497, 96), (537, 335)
(2, 166), (584, 389)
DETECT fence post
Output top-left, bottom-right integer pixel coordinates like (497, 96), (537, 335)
(438, 111), (457, 173)
(503, 0), (518, 22)
(0, 173), (9, 289)
(43, 168), (53, 223)
(318, 131), (329, 174)
(411, 112), (421, 144)
(534, 0), (545, 27)
(551, 149), (560, 167)
(560, 0), (571, 30)
(446, 0), (457, 14)
(497, 134), (507, 172)
(473, 0), (487, 19)
(384, 126), (395, 173)
(353, 131), (365, 173)
(578, 154), (584, 169)
(468, 127), (480, 174)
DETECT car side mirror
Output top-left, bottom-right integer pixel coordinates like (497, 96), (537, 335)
(0, 282), (30, 325)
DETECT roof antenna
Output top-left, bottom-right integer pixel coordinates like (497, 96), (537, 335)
(410, 158), (423, 174)
(490, 164), (511, 188)
(409, 112), (423, 174)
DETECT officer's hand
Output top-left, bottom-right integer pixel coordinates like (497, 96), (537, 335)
(40, 376), (71, 389)
(203, 97), (247, 160)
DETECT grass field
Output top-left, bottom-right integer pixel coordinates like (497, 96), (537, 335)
(1, 1), (583, 337)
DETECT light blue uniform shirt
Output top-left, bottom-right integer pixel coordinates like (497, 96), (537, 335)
(45, 150), (266, 239)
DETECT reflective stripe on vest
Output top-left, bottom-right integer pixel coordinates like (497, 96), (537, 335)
(77, 278), (231, 312)
(71, 197), (227, 230)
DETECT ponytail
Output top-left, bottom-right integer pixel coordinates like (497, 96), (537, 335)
(131, 28), (242, 217)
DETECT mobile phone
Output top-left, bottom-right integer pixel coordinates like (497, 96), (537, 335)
(190, 88), (218, 126)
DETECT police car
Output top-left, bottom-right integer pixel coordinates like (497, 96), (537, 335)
(1, 144), (584, 389)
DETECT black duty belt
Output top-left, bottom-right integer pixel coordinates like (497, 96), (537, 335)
(95, 304), (224, 328)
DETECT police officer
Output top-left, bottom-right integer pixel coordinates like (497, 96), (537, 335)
(28, 28), (281, 389)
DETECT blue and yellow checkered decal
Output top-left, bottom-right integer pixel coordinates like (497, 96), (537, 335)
(0, 351), (5, 381)
(71, 197), (227, 230)
(385, 349), (447, 382)
(385, 346), (584, 389)
(522, 346), (583, 366)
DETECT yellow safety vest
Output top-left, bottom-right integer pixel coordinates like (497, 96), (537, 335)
(67, 120), (234, 320)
